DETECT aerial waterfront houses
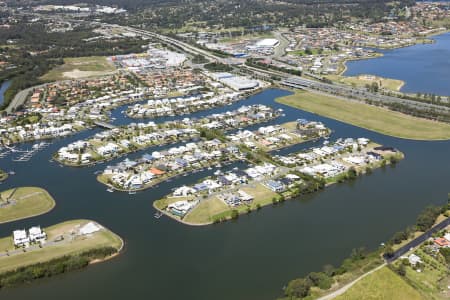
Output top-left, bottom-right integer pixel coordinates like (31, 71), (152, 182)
(13, 226), (47, 247)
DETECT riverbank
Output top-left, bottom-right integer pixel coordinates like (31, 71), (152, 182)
(0, 219), (123, 288)
(276, 90), (450, 140)
(0, 187), (56, 224)
(0, 170), (8, 182)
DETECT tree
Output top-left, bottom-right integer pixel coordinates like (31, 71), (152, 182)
(384, 245), (395, 258)
(396, 264), (406, 276)
(285, 278), (312, 298)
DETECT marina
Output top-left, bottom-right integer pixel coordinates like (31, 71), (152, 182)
(11, 142), (51, 162)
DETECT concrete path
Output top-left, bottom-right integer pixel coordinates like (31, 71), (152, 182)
(317, 263), (386, 300)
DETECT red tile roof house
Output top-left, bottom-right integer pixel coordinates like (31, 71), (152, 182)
(434, 237), (450, 247)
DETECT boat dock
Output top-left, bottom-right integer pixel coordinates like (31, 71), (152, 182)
(12, 142), (51, 162)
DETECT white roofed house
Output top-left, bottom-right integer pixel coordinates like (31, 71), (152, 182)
(28, 226), (47, 244)
(13, 229), (30, 247)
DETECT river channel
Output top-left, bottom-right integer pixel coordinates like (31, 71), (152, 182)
(0, 88), (449, 300)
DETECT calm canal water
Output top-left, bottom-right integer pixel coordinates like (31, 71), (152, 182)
(344, 32), (450, 95)
(0, 80), (11, 105)
(0, 88), (449, 300)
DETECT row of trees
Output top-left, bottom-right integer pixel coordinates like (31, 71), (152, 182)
(0, 247), (118, 289)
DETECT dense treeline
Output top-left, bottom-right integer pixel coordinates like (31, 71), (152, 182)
(8, 0), (413, 13)
(0, 247), (118, 289)
(98, 0), (413, 30)
(365, 100), (450, 124)
(284, 247), (382, 298)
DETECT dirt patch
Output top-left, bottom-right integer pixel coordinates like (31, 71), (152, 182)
(62, 69), (116, 79)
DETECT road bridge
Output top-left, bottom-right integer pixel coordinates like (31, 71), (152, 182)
(94, 121), (116, 129)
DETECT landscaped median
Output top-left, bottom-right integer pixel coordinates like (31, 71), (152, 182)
(276, 90), (450, 140)
(0, 219), (123, 289)
(0, 187), (56, 224)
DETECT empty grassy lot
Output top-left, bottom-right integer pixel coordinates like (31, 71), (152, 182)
(183, 183), (278, 224)
(276, 90), (450, 140)
(335, 266), (423, 300)
(41, 56), (116, 81)
(0, 187), (55, 224)
(0, 219), (123, 273)
(325, 74), (404, 91)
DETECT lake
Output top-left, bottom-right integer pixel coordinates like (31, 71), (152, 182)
(0, 89), (449, 300)
(344, 32), (450, 96)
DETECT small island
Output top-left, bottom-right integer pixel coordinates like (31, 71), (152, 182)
(0, 219), (123, 289)
(0, 187), (56, 224)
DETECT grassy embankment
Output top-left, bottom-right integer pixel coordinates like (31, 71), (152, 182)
(334, 266), (423, 300)
(0, 219), (123, 274)
(276, 90), (450, 140)
(40, 56), (116, 81)
(0, 187), (56, 224)
(0, 170), (7, 182)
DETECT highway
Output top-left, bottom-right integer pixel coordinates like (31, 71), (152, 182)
(118, 24), (450, 114)
(7, 18), (450, 119)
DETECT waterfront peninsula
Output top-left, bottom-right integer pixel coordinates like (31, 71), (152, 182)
(97, 120), (330, 192)
(0, 187), (56, 224)
(154, 138), (404, 225)
(0, 219), (123, 289)
(277, 90), (450, 140)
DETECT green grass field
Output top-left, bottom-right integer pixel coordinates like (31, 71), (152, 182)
(0, 219), (123, 273)
(41, 56), (116, 81)
(276, 90), (450, 140)
(0, 187), (55, 224)
(184, 197), (229, 224)
(325, 74), (404, 91)
(335, 267), (423, 300)
(183, 183), (279, 224)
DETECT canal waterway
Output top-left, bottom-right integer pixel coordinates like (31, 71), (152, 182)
(0, 88), (449, 300)
(0, 80), (11, 105)
(344, 32), (450, 95)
